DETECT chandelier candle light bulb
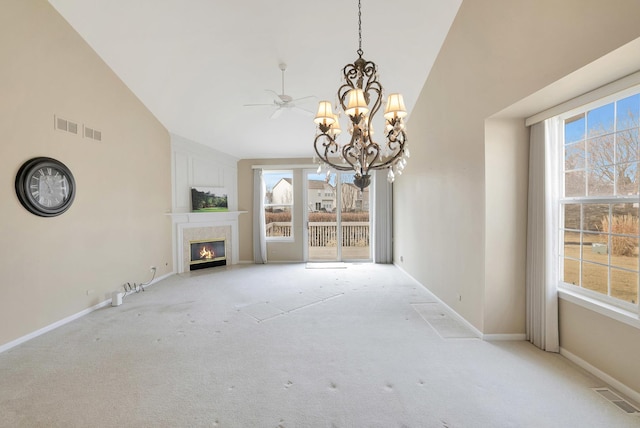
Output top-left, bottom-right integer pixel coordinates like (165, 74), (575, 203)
(384, 93), (407, 120)
(312, 0), (409, 191)
(345, 88), (369, 117)
(314, 101), (335, 126)
(329, 114), (342, 136)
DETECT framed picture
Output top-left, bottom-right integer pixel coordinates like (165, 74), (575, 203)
(191, 187), (229, 212)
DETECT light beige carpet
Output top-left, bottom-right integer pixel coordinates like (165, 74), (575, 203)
(0, 263), (638, 427)
(305, 262), (348, 269)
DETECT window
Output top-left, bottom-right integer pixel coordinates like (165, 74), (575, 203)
(263, 171), (293, 240)
(559, 91), (639, 309)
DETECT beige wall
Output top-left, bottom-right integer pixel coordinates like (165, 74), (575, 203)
(559, 300), (640, 395)
(0, 0), (172, 347)
(394, 0), (640, 393)
(484, 118), (529, 335)
(237, 159), (312, 263)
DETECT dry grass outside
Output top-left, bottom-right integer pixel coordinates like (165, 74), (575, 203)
(308, 212), (370, 222)
(600, 214), (639, 256)
(265, 211), (291, 223)
(563, 244), (638, 304)
(265, 211), (369, 225)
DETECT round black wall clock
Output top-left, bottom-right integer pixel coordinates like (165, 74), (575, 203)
(15, 157), (76, 217)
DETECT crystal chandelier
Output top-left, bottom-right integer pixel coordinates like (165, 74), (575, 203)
(312, 0), (409, 191)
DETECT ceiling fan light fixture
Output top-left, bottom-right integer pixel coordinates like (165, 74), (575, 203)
(312, 0), (409, 191)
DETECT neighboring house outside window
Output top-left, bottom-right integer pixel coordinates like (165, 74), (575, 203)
(558, 90), (639, 311)
(264, 171), (293, 240)
(307, 180), (336, 212)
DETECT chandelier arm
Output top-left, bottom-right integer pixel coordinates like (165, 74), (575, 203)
(324, 162), (358, 172)
(342, 146), (359, 171)
(363, 81), (383, 124)
(361, 60), (378, 86)
(337, 82), (354, 111)
(370, 132), (408, 170)
(359, 149), (379, 178)
(387, 129), (406, 148)
(363, 141), (382, 171)
(341, 128), (363, 172)
(314, 133), (357, 172)
(342, 64), (360, 83)
(314, 133), (338, 156)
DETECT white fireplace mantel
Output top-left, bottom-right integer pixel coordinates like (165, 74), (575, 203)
(168, 211), (247, 273)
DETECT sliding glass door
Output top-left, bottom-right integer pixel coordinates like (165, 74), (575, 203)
(304, 170), (371, 262)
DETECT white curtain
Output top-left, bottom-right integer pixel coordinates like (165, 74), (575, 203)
(373, 169), (393, 263)
(525, 119), (560, 352)
(253, 169), (267, 264)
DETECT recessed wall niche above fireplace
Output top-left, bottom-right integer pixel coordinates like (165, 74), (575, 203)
(190, 238), (226, 270)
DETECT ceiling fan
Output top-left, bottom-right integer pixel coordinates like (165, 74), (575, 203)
(244, 63), (316, 119)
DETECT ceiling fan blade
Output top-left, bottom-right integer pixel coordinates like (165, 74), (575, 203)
(270, 108), (283, 119)
(265, 89), (283, 102)
(290, 95), (317, 104)
(243, 103), (274, 107)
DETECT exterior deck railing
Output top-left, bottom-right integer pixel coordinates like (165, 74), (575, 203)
(265, 222), (292, 237)
(266, 221), (370, 247)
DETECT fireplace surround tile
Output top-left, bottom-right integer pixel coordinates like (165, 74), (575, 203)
(169, 211), (245, 273)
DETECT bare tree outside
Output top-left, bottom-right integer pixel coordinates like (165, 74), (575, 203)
(562, 94), (639, 304)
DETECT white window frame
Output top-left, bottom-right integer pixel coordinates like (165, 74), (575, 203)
(556, 85), (640, 320)
(263, 170), (294, 242)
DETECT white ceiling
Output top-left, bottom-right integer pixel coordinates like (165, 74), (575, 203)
(48, 0), (461, 159)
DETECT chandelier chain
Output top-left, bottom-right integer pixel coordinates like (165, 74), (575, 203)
(357, 0), (363, 57)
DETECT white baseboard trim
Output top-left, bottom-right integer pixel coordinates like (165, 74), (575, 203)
(483, 333), (527, 341)
(0, 272), (173, 355)
(394, 263), (526, 342)
(395, 263), (484, 339)
(560, 347), (640, 406)
(0, 299), (111, 354)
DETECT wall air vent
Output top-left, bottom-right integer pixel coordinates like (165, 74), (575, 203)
(54, 115), (79, 135)
(67, 121), (78, 134)
(592, 388), (640, 414)
(84, 125), (102, 142)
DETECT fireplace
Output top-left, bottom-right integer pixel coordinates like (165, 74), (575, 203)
(189, 238), (226, 270)
(171, 211), (243, 273)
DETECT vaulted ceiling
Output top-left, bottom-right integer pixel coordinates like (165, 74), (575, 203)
(48, 0), (461, 159)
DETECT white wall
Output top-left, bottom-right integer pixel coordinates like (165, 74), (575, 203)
(171, 134), (238, 212)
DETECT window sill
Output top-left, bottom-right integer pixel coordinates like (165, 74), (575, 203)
(558, 287), (640, 330)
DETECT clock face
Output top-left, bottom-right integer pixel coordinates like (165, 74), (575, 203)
(15, 157), (76, 217)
